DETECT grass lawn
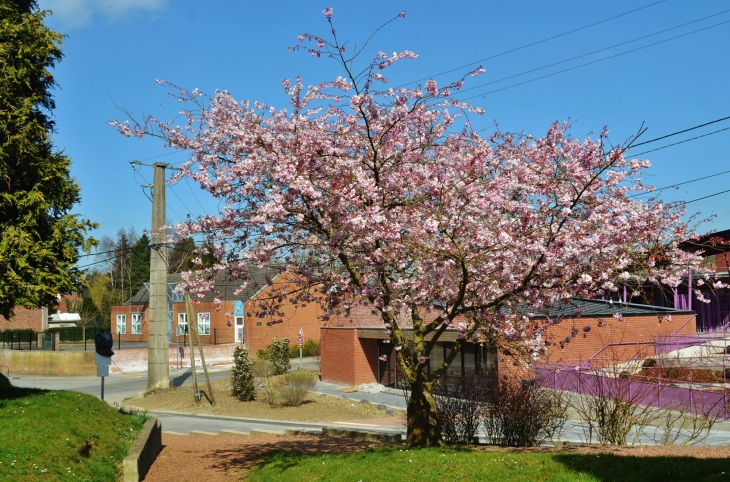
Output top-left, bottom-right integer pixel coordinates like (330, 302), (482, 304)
(0, 373), (146, 481)
(247, 446), (730, 482)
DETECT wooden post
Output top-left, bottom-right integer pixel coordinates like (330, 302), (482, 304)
(184, 296), (199, 401)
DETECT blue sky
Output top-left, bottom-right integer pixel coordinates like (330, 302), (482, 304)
(37, 0), (730, 252)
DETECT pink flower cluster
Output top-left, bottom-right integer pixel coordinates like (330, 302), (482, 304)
(112, 10), (712, 384)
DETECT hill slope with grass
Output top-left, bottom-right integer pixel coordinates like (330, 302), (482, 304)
(0, 373), (146, 481)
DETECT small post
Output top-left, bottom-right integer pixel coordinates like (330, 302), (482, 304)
(94, 332), (114, 402)
(118, 332), (121, 351)
(298, 327), (304, 371)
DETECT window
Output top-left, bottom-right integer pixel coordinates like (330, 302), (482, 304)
(131, 313), (143, 335)
(178, 313), (188, 335)
(198, 312), (211, 335)
(116, 314), (127, 334)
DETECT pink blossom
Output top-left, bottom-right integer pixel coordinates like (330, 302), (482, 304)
(322, 6), (333, 18)
(114, 11), (715, 446)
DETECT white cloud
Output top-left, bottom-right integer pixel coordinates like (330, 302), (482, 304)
(39, 0), (167, 29)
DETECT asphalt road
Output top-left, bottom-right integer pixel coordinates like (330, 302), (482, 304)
(9, 366), (730, 445)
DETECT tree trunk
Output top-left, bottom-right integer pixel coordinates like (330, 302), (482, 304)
(405, 381), (444, 447)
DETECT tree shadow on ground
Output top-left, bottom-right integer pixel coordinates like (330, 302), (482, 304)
(551, 452), (728, 482)
(211, 435), (377, 474)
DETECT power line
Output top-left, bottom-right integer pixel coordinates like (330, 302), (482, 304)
(452, 10), (730, 97)
(455, 19), (730, 102)
(627, 126), (730, 157)
(133, 150), (186, 163)
(628, 116), (730, 149)
(397, 0), (668, 87)
(131, 165), (185, 223)
(167, 183), (194, 216)
(183, 177), (210, 216)
(677, 188), (730, 207)
(629, 169), (730, 198)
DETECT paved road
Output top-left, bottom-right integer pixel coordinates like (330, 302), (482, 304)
(9, 367), (730, 445)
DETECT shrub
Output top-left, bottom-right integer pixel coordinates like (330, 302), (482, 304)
(483, 375), (567, 447)
(570, 366), (663, 445)
(725, 368), (730, 380)
(256, 348), (270, 360)
(269, 337), (291, 375)
(288, 338), (321, 358)
(433, 376), (488, 445)
(0, 373), (10, 388)
(252, 360), (276, 406)
(231, 346), (256, 401)
(665, 367), (681, 379)
(642, 358), (657, 368)
(277, 371), (316, 407)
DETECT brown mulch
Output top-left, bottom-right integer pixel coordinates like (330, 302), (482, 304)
(123, 377), (405, 423)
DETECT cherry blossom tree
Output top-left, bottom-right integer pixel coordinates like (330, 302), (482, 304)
(113, 8), (712, 446)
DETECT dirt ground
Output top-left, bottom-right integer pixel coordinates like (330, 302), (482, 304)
(123, 375), (405, 423)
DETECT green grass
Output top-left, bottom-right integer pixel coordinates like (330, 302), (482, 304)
(0, 373), (147, 481)
(247, 446), (730, 482)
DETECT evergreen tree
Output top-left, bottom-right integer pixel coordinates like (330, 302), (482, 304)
(130, 233), (150, 295)
(231, 346), (256, 401)
(110, 230), (132, 301)
(168, 237), (195, 273)
(0, 0), (96, 318)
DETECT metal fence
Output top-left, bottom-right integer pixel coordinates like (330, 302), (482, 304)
(0, 330), (38, 350)
(535, 364), (730, 420)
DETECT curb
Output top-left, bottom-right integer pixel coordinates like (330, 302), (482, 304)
(123, 419), (162, 482)
(323, 427), (402, 444)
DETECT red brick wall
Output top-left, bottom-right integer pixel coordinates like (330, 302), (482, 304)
(320, 327), (380, 385)
(543, 313), (696, 366)
(171, 300), (237, 345)
(110, 305), (147, 342)
(108, 280), (325, 351)
(0, 307), (45, 332)
(244, 282), (324, 353)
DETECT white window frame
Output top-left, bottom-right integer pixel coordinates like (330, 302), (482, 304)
(197, 312), (211, 335)
(116, 314), (127, 334)
(131, 313), (143, 335)
(178, 312), (188, 334)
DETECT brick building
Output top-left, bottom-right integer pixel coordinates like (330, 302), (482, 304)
(320, 299), (695, 386)
(110, 266), (324, 352)
(0, 306), (47, 332)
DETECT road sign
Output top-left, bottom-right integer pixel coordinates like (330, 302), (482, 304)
(297, 336), (303, 347)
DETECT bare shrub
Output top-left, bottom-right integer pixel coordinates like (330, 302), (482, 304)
(252, 360), (276, 406)
(277, 371), (316, 407)
(652, 409), (718, 445)
(570, 368), (663, 445)
(483, 375), (567, 447)
(433, 376), (488, 445)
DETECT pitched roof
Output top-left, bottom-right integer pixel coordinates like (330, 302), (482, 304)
(123, 265), (284, 305)
(533, 298), (693, 318)
(329, 297), (692, 330)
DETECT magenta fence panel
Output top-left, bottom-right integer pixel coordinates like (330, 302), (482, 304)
(535, 365), (730, 420)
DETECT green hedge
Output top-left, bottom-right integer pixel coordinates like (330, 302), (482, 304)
(256, 338), (321, 360)
(46, 325), (109, 342)
(0, 329), (36, 346)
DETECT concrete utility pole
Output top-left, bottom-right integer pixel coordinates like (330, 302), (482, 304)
(148, 162), (170, 390)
